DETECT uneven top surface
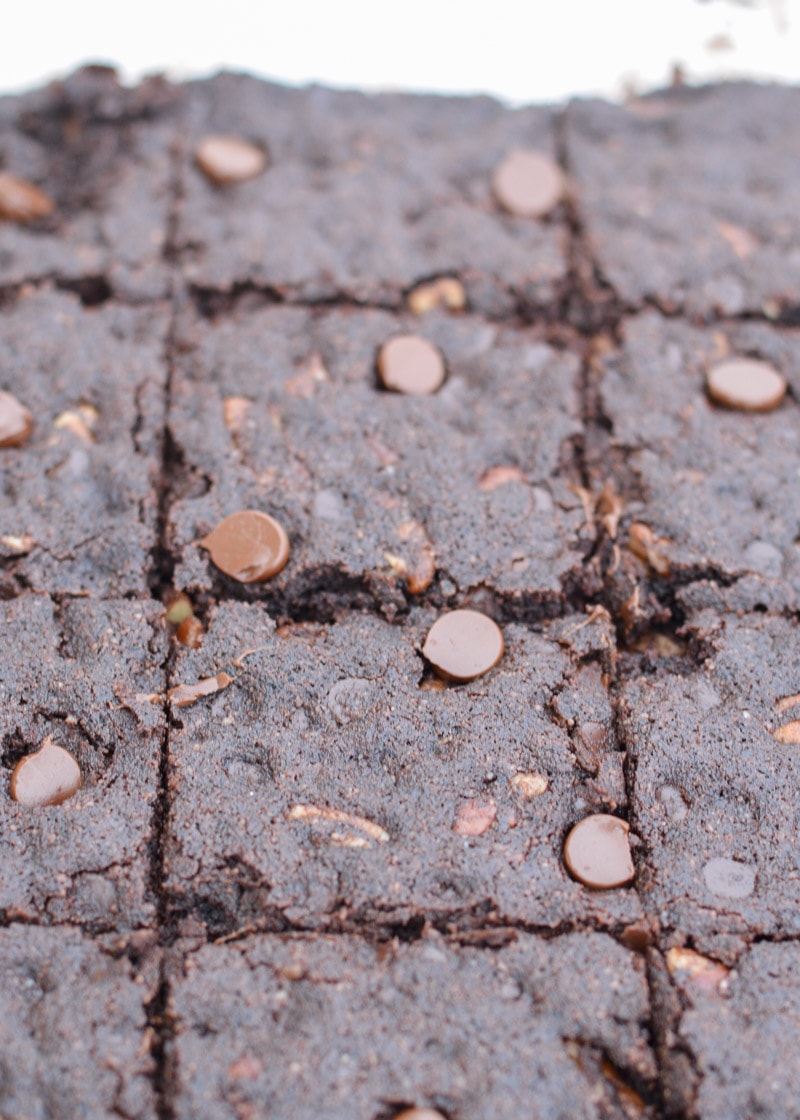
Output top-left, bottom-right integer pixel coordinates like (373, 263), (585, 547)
(1, 66), (800, 1120)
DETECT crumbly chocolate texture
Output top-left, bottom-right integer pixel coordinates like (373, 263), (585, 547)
(594, 312), (800, 622)
(653, 941), (800, 1120)
(176, 73), (568, 315)
(0, 924), (159, 1120)
(0, 289), (167, 597)
(0, 595), (166, 928)
(168, 931), (656, 1120)
(164, 600), (639, 935)
(168, 304), (587, 616)
(620, 609), (800, 954)
(0, 65), (177, 301)
(566, 83), (800, 317)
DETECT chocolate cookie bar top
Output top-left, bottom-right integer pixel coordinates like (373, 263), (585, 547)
(178, 73), (568, 315)
(0, 66), (177, 301)
(168, 931), (656, 1120)
(566, 82), (800, 317)
(0, 289), (168, 598)
(0, 595), (167, 929)
(168, 304), (587, 615)
(164, 601), (640, 934)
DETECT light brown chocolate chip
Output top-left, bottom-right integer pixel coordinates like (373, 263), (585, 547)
(706, 357), (787, 412)
(377, 335), (446, 396)
(195, 135), (267, 185)
(492, 149), (564, 218)
(422, 609), (504, 683)
(394, 1111), (448, 1120)
(563, 814), (634, 889)
(0, 171), (54, 223)
(453, 798), (497, 837)
(0, 390), (33, 448)
(200, 510), (290, 583)
(407, 277), (466, 315)
(10, 736), (81, 807)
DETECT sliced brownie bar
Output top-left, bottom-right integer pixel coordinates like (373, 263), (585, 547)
(164, 600), (640, 935)
(176, 73), (568, 317)
(0, 289), (167, 597)
(167, 303), (588, 617)
(0, 595), (166, 929)
(565, 83), (800, 318)
(168, 930), (656, 1120)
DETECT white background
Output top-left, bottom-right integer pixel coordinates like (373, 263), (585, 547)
(2, 0), (799, 103)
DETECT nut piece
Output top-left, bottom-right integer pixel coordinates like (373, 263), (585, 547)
(453, 799), (497, 837)
(407, 277), (466, 315)
(510, 771), (549, 799)
(0, 390), (33, 448)
(0, 172), (54, 222)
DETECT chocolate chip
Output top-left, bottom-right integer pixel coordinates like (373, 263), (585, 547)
(10, 736), (81, 807)
(703, 856), (756, 899)
(706, 357), (787, 412)
(492, 149), (564, 218)
(394, 1111), (447, 1120)
(200, 510), (290, 583)
(377, 335), (446, 396)
(195, 135), (268, 185)
(0, 171), (54, 223)
(422, 609), (504, 683)
(563, 814), (635, 889)
(0, 390), (33, 448)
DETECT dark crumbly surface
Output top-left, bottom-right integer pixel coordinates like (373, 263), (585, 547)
(168, 303), (587, 616)
(565, 83), (800, 318)
(3, 66), (800, 1118)
(0, 595), (166, 928)
(0, 924), (158, 1120)
(177, 73), (568, 316)
(0, 289), (167, 597)
(168, 931), (656, 1120)
(165, 601), (639, 934)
